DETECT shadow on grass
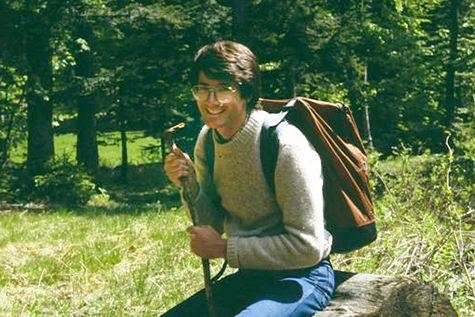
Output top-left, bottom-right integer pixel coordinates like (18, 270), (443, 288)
(90, 162), (184, 213)
(98, 162), (179, 204)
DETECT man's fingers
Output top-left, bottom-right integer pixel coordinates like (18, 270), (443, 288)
(171, 145), (192, 163)
(167, 147), (194, 174)
(186, 225), (226, 259)
(165, 155), (189, 174)
(164, 152), (194, 186)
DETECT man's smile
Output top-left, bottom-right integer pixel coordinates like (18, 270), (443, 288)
(206, 106), (226, 115)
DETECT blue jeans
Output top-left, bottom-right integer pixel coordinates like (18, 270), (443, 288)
(161, 258), (335, 317)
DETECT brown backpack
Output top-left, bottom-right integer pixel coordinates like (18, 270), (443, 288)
(205, 97), (377, 253)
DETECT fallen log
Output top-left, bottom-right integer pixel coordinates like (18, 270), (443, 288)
(315, 271), (457, 316)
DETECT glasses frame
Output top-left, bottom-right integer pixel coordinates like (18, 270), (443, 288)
(191, 83), (240, 104)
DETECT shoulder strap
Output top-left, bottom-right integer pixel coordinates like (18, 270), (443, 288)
(260, 109), (291, 192)
(204, 128), (215, 176)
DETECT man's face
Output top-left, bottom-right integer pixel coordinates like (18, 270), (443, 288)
(194, 71), (248, 140)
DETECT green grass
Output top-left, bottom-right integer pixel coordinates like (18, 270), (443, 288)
(330, 151), (475, 316)
(1, 154), (474, 316)
(11, 131), (161, 167)
(2, 129), (474, 316)
(0, 205), (218, 316)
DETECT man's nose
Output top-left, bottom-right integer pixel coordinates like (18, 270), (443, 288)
(206, 90), (218, 105)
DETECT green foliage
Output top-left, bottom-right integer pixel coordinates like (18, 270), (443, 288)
(32, 155), (98, 206)
(333, 135), (475, 316)
(3, 0), (475, 166)
(0, 65), (28, 167)
(87, 188), (119, 208)
(450, 124), (475, 208)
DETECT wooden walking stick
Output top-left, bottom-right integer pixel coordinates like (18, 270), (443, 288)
(163, 123), (217, 317)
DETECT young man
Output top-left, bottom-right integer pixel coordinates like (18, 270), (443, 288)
(163, 41), (335, 317)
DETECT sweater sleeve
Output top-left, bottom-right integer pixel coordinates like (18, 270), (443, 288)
(181, 126), (225, 233)
(226, 124), (331, 269)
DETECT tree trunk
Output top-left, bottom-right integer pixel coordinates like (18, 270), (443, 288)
(0, 105), (15, 170)
(118, 101), (128, 182)
(25, 13), (54, 176)
(445, 0), (459, 126)
(231, 0), (249, 43)
(120, 127), (128, 182)
(75, 21), (99, 178)
(77, 96), (99, 177)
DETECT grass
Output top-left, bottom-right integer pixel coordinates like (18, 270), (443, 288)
(10, 131), (161, 167)
(1, 129), (474, 316)
(0, 205), (211, 316)
(328, 149), (475, 316)
(0, 130), (218, 316)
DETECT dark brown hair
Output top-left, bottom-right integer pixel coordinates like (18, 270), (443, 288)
(191, 41), (261, 110)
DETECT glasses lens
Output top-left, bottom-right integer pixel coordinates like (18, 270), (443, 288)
(191, 84), (237, 103)
(215, 85), (237, 103)
(191, 86), (208, 101)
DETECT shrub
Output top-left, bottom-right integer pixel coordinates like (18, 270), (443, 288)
(343, 139), (475, 315)
(33, 156), (98, 206)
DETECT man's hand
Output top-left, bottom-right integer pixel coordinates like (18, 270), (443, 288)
(187, 225), (227, 259)
(164, 146), (198, 197)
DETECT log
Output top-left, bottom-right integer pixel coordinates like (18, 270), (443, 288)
(315, 271), (458, 316)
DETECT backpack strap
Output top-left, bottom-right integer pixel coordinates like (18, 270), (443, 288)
(260, 107), (292, 192)
(204, 127), (215, 176)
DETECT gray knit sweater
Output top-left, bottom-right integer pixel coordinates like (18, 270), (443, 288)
(186, 109), (332, 270)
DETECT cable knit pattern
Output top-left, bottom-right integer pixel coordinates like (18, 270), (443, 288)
(188, 109), (332, 270)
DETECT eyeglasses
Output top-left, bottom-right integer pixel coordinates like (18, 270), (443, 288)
(191, 84), (238, 103)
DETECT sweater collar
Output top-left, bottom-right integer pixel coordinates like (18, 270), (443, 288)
(212, 110), (264, 150)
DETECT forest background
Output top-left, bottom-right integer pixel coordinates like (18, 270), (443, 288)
(0, 0), (474, 316)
